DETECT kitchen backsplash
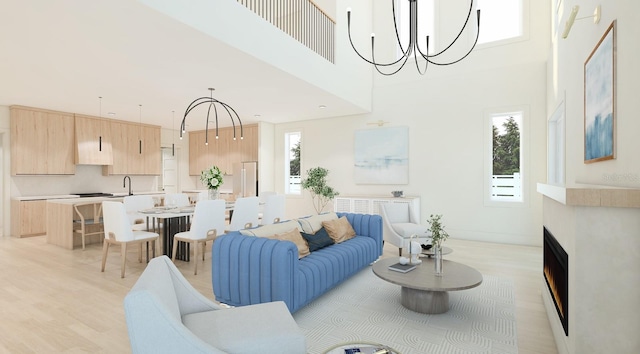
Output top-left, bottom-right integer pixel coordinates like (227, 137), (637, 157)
(10, 165), (160, 197)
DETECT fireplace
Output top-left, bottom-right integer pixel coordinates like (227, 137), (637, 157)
(543, 227), (568, 336)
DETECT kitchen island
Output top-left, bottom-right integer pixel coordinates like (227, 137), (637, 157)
(46, 193), (164, 250)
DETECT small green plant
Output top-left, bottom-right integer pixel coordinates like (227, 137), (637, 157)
(427, 214), (449, 248)
(301, 167), (339, 214)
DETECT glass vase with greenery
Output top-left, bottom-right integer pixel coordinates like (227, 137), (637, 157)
(427, 214), (449, 248)
(301, 167), (339, 214)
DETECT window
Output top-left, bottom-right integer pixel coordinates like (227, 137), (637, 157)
(477, 0), (524, 45)
(395, 0), (435, 57)
(284, 131), (301, 195)
(486, 110), (524, 203)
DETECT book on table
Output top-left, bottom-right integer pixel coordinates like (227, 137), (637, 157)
(387, 262), (416, 273)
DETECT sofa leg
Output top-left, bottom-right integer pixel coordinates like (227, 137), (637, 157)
(398, 248), (403, 256)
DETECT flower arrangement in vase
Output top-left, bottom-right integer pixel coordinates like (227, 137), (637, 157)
(427, 214), (449, 276)
(201, 165), (224, 199)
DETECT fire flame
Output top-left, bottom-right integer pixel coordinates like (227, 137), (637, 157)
(544, 265), (565, 318)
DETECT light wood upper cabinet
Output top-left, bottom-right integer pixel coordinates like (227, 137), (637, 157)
(74, 114), (114, 165)
(188, 124), (258, 176)
(10, 106), (75, 175)
(103, 121), (161, 175)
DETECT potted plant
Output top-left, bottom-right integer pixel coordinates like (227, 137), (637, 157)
(427, 214), (449, 276)
(301, 167), (339, 214)
(201, 165), (224, 200)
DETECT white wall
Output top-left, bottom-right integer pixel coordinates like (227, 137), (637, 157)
(548, 0), (640, 188)
(275, 0), (549, 246)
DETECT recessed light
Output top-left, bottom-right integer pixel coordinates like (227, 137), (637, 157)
(254, 114), (261, 118)
(107, 112), (116, 116)
(319, 105), (326, 109)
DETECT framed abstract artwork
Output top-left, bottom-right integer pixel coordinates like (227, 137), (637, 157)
(354, 126), (409, 184)
(584, 21), (616, 163)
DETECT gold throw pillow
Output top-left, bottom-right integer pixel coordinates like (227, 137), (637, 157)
(322, 216), (356, 243)
(267, 228), (310, 258)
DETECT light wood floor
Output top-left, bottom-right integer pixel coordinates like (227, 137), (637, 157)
(0, 235), (557, 353)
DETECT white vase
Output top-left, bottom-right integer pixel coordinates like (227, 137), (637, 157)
(208, 189), (219, 200)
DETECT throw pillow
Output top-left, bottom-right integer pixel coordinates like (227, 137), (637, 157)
(300, 227), (334, 252)
(322, 216), (356, 243)
(239, 220), (301, 237)
(266, 228), (310, 258)
(297, 212), (338, 234)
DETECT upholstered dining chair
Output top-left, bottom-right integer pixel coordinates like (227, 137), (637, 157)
(172, 199), (226, 275)
(101, 201), (159, 278)
(228, 196), (260, 231)
(260, 194), (286, 225)
(379, 202), (431, 256)
(123, 195), (155, 231)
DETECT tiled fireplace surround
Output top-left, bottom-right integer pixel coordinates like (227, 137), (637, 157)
(537, 184), (640, 354)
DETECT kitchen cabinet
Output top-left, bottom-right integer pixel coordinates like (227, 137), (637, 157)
(11, 199), (47, 237)
(10, 106), (75, 175)
(103, 121), (161, 175)
(74, 114), (114, 165)
(188, 124), (258, 176)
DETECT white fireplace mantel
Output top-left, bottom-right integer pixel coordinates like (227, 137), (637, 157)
(537, 183), (640, 208)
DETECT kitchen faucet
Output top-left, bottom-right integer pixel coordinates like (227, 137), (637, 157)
(123, 175), (132, 196)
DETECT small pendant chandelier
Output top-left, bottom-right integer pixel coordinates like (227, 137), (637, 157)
(347, 0), (481, 76)
(179, 88), (244, 144)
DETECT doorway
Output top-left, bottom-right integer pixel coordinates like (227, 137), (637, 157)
(162, 147), (179, 193)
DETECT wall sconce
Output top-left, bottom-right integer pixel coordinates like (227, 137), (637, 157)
(562, 5), (601, 39)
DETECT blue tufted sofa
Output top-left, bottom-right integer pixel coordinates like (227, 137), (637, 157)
(212, 213), (383, 313)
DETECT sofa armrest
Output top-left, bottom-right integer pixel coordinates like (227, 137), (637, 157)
(337, 213), (384, 257)
(212, 233), (300, 312)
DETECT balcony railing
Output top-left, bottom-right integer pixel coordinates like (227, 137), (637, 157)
(237, 0), (335, 63)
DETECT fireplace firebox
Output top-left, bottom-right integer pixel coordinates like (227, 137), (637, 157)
(543, 227), (569, 336)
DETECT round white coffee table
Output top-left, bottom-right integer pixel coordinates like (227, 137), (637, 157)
(372, 257), (483, 314)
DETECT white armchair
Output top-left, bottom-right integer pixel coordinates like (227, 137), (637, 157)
(379, 203), (431, 256)
(124, 256), (306, 354)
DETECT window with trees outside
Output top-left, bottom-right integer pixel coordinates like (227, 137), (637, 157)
(490, 113), (522, 202)
(285, 132), (301, 195)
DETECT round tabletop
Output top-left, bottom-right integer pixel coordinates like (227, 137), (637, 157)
(372, 257), (483, 292)
(421, 246), (453, 257)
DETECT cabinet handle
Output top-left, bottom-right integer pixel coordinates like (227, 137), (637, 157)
(139, 140), (142, 154)
(99, 136), (102, 151)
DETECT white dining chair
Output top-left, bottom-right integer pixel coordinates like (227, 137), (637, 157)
(260, 194), (286, 225)
(228, 196), (260, 231)
(101, 201), (159, 278)
(172, 199), (226, 275)
(163, 193), (191, 208)
(123, 195), (155, 231)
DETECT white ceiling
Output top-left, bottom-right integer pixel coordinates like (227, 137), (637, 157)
(0, 0), (362, 131)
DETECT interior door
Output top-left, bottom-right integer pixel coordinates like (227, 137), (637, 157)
(162, 148), (178, 193)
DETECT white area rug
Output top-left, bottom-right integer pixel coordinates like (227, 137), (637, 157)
(293, 266), (518, 354)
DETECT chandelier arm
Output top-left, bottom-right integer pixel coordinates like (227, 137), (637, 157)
(427, 1), (478, 58)
(205, 102), (216, 145)
(373, 48), (412, 76)
(424, 11), (480, 66)
(219, 103), (239, 140)
(347, 9), (407, 67)
(224, 103), (244, 139)
(213, 103), (219, 139)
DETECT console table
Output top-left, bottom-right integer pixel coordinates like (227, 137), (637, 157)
(333, 195), (420, 217)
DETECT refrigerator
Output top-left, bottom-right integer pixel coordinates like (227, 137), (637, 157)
(233, 161), (258, 198)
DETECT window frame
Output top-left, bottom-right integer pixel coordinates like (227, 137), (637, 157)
(483, 105), (529, 207)
(474, 0), (530, 50)
(284, 130), (302, 196)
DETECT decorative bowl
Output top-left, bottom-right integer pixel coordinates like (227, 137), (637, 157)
(391, 190), (403, 197)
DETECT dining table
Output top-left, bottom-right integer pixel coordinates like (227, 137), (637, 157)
(138, 201), (236, 261)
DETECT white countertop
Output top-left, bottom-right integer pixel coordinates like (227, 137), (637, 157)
(14, 191), (165, 202)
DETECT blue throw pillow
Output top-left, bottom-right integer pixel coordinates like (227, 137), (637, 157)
(301, 227), (335, 252)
